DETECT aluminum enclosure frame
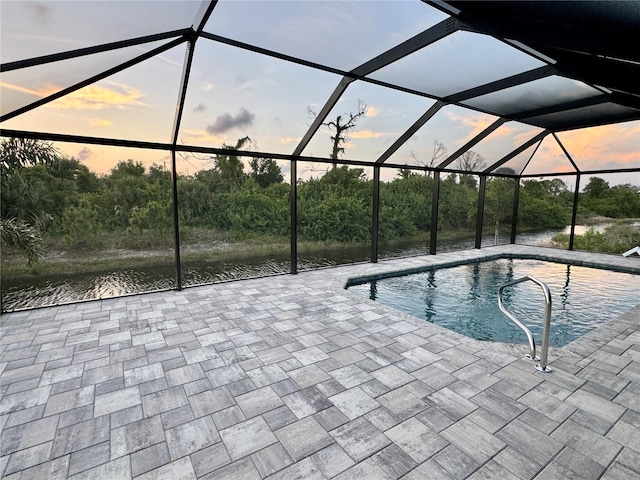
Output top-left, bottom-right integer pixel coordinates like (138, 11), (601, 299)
(1, 0), (639, 311)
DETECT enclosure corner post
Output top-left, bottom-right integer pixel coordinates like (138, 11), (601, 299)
(170, 150), (182, 290)
(371, 165), (380, 263)
(569, 173), (581, 251)
(475, 175), (486, 249)
(290, 158), (298, 274)
(510, 178), (520, 244)
(430, 171), (440, 255)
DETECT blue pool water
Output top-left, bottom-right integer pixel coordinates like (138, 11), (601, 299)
(347, 258), (639, 347)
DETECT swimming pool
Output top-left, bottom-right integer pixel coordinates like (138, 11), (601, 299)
(347, 258), (639, 347)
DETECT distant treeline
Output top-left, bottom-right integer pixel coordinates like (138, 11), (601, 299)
(2, 138), (639, 261)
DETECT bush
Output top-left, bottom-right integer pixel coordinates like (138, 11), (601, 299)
(61, 201), (104, 251)
(299, 194), (370, 243)
(128, 201), (172, 233)
(552, 223), (640, 254)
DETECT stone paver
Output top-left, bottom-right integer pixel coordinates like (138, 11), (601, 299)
(220, 416), (278, 461)
(1, 246), (639, 479)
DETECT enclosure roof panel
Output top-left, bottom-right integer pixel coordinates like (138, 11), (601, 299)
(1, 0), (639, 176)
(0, 1), (201, 62)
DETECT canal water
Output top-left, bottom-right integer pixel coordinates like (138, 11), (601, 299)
(0, 224), (613, 311)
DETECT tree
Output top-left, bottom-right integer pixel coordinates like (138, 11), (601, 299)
(456, 150), (486, 172)
(455, 150), (485, 189)
(396, 168), (418, 180)
(0, 218), (44, 265)
(0, 137), (59, 172)
(518, 179), (571, 228)
(583, 177), (610, 198)
(308, 100), (367, 162)
(409, 140), (448, 176)
(437, 173), (477, 230)
(147, 163), (171, 186)
(1, 167), (49, 227)
(61, 199), (103, 250)
(110, 159), (145, 179)
(249, 157), (283, 188)
(581, 178), (640, 218)
(212, 136), (253, 192)
(0, 138), (62, 262)
(485, 177), (516, 241)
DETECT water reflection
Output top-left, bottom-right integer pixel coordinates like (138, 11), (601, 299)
(0, 223), (630, 311)
(348, 258), (638, 347)
(369, 280), (378, 301)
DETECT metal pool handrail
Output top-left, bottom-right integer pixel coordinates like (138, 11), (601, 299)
(498, 276), (552, 372)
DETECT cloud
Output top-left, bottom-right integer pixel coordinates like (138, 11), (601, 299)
(89, 119), (113, 127)
(366, 106), (378, 117)
(280, 136), (302, 144)
(0, 80), (145, 110)
(0, 81), (50, 97)
(193, 103), (207, 113)
(51, 82), (145, 110)
(556, 123), (640, 170)
(206, 108), (255, 135)
(515, 123), (640, 176)
(77, 147), (92, 161)
(445, 111), (498, 145)
(350, 130), (388, 139)
(201, 82), (215, 91)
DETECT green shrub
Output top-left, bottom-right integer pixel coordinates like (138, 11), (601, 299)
(552, 223), (640, 254)
(61, 200), (104, 251)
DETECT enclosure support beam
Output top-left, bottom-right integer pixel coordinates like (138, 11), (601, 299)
(552, 133), (580, 172)
(350, 17), (459, 77)
(1, 29), (191, 72)
(437, 119), (507, 170)
(484, 130), (550, 173)
(171, 151), (182, 290)
(376, 101), (445, 164)
(510, 95), (609, 124)
(569, 173), (581, 251)
(292, 77), (353, 157)
(290, 160), (298, 274)
(371, 166), (381, 262)
(445, 65), (556, 103)
(475, 176), (487, 249)
(169, 30), (199, 291)
(192, 0), (219, 35)
(430, 171), (441, 255)
(1, 36), (188, 123)
(511, 179), (520, 244)
(166, 0), (217, 288)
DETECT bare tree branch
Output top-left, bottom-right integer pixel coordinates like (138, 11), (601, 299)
(409, 140), (448, 176)
(307, 100), (368, 162)
(456, 150), (486, 172)
(430, 140), (448, 169)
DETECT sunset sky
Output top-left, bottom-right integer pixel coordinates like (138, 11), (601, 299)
(1, 0), (638, 187)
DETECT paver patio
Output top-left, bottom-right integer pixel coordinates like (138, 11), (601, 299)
(1, 245), (639, 479)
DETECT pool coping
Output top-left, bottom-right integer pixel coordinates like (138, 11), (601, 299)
(343, 248), (640, 288)
(337, 244), (640, 363)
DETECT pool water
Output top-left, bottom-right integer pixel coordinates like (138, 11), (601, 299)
(347, 258), (639, 347)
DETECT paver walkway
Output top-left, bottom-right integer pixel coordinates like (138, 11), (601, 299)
(1, 245), (639, 479)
